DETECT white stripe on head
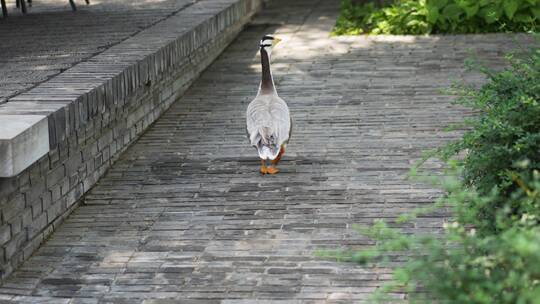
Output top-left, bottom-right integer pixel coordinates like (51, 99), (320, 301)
(260, 35), (275, 56)
(260, 34), (275, 45)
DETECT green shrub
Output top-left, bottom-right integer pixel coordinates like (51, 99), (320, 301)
(320, 48), (540, 302)
(334, 0), (540, 35)
(320, 165), (540, 304)
(440, 48), (540, 233)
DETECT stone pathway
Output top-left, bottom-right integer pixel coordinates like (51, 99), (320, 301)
(0, 0), (533, 303)
(0, 0), (195, 104)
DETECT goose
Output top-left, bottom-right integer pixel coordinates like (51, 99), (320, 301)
(246, 34), (291, 175)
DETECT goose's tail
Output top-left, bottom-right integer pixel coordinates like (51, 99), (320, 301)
(255, 127), (280, 160)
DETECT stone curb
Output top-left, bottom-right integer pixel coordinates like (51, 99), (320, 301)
(0, 0), (263, 280)
(0, 0), (262, 176)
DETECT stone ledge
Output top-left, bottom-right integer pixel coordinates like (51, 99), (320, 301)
(0, 0), (263, 280)
(0, 115), (49, 177)
(0, 0), (262, 176)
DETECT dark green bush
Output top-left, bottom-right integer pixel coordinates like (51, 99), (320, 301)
(334, 0), (540, 35)
(441, 48), (540, 233)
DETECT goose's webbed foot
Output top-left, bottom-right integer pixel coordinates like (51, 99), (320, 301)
(271, 145), (285, 166)
(260, 160), (268, 175)
(266, 166), (279, 174)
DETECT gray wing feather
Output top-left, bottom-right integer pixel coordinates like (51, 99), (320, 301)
(246, 94), (291, 146)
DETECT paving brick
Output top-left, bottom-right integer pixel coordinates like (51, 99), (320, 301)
(1, 195), (25, 223)
(45, 165), (65, 189)
(0, 227), (10, 248)
(3, 234), (25, 261)
(24, 180), (45, 206)
(27, 213), (47, 241)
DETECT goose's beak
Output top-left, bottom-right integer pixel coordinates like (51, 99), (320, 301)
(272, 37), (282, 46)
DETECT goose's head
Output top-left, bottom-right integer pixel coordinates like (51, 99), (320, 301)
(259, 34), (282, 56)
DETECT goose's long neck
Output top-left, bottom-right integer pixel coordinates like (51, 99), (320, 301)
(259, 48), (276, 95)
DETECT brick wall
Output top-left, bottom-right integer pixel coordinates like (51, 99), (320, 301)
(0, 0), (262, 280)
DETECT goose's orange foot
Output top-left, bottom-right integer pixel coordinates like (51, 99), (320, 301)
(267, 166), (279, 175)
(271, 145), (285, 166)
(260, 160), (267, 175)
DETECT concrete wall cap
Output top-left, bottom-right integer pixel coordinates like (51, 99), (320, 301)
(0, 115), (45, 139)
(0, 115), (49, 177)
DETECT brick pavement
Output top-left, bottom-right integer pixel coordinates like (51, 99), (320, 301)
(0, 0), (195, 104)
(0, 0), (534, 302)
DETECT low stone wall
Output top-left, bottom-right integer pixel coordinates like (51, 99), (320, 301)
(0, 0), (262, 280)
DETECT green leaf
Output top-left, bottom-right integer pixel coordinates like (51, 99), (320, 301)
(463, 4), (480, 18)
(443, 4), (463, 21)
(393, 268), (411, 283)
(428, 0), (448, 9)
(531, 7), (540, 19)
(479, 5), (501, 23)
(479, 0), (492, 6)
(513, 12), (534, 22)
(503, 0), (520, 19)
(426, 5), (440, 23)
